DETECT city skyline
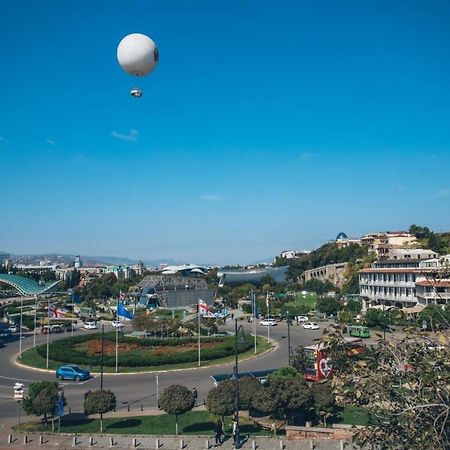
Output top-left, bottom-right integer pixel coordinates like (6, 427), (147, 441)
(1, 1), (450, 264)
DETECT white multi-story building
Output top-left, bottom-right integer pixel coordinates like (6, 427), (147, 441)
(360, 232), (418, 258)
(415, 278), (450, 306)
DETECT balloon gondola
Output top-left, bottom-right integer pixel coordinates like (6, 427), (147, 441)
(117, 33), (159, 97)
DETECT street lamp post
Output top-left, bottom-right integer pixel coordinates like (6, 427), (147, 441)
(234, 319), (246, 449)
(19, 296), (23, 358)
(100, 324), (105, 390)
(287, 310), (292, 366)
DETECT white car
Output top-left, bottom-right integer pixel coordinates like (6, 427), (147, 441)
(8, 325), (18, 333)
(302, 322), (320, 330)
(260, 319), (277, 326)
(111, 321), (124, 328)
(83, 321), (97, 330)
(296, 316), (309, 322)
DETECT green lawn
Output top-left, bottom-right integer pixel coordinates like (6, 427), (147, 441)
(18, 337), (272, 373)
(15, 411), (273, 436)
(294, 292), (317, 309)
(334, 406), (371, 426)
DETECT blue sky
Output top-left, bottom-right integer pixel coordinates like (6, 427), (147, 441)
(1, 0), (449, 265)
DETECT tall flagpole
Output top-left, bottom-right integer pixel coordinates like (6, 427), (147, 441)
(266, 292), (270, 343)
(46, 297), (50, 369)
(198, 299), (201, 367)
(71, 293), (75, 337)
(33, 295), (37, 348)
(253, 291), (257, 354)
(115, 296), (119, 373)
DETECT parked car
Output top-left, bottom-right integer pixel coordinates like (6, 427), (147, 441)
(62, 323), (77, 332)
(0, 328), (12, 338)
(260, 319), (277, 326)
(56, 365), (90, 382)
(295, 316), (309, 322)
(111, 321), (124, 328)
(50, 325), (63, 333)
(83, 321), (97, 330)
(302, 322), (320, 330)
(8, 325), (18, 333)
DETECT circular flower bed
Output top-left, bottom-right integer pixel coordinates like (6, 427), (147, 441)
(36, 332), (253, 367)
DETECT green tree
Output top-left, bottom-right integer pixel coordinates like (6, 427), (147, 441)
(268, 366), (299, 381)
(239, 377), (263, 411)
(311, 381), (336, 426)
(418, 305), (450, 331)
(291, 345), (306, 374)
(303, 279), (334, 295)
(159, 385), (195, 435)
(317, 296), (340, 316)
(206, 380), (235, 422)
(331, 330), (450, 449)
(22, 381), (60, 426)
(252, 377), (312, 433)
(84, 390), (116, 432)
(345, 299), (362, 314)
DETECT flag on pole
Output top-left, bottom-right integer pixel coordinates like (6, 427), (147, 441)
(266, 292), (270, 311)
(198, 299), (213, 316)
(117, 302), (133, 320)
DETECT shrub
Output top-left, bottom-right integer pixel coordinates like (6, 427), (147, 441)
(37, 333), (253, 367)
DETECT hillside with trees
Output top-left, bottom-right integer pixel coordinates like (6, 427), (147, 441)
(274, 242), (370, 284)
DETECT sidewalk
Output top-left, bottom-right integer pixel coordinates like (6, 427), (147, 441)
(0, 432), (357, 450)
(0, 407), (360, 449)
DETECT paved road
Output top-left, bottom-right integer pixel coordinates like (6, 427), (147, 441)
(0, 318), (327, 423)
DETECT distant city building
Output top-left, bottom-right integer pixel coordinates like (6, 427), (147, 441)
(389, 248), (438, 260)
(138, 275), (214, 308)
(279, 250), (311, 259)
(217, 266), (288, 287)
(360, 232), (417, 258)
(132, 261), (146, 276)
(334, 231), (362, 249)
(159, 264), (207, 276)
(301, 262), (348, 288)
(74, 255), (82, 269)
(105, 265), (135, 279)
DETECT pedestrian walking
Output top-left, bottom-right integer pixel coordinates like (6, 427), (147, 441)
(192, 387), (198, 406)
(214, 418), (224, 446)
(232, 417), (238, 443)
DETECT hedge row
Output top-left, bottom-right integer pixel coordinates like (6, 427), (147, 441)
(36, 333), (253, 367)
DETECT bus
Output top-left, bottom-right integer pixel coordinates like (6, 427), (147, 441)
(304, 337), (365, 382)
(348, 325), (370, 338)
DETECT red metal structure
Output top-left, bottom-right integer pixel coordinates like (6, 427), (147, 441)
(304, 337), (365, 382)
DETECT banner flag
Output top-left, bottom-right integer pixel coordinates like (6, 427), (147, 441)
(117, 302), (133, 320)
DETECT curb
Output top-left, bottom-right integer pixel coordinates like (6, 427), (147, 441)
(13, 338), (277, 376)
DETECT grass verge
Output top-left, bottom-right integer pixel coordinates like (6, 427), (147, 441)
(14, 411), (274, 436)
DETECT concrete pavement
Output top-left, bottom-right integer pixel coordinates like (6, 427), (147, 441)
(0, 433), (357, 450)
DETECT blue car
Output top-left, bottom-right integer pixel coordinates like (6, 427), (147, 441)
(56, 365), (90, 382)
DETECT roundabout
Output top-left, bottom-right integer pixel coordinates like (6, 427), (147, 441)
(16, 332), (273, 373)
(0, 317), (326, 422)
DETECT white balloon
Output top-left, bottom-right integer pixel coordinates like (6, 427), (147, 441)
(117, 33), (159, 77)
